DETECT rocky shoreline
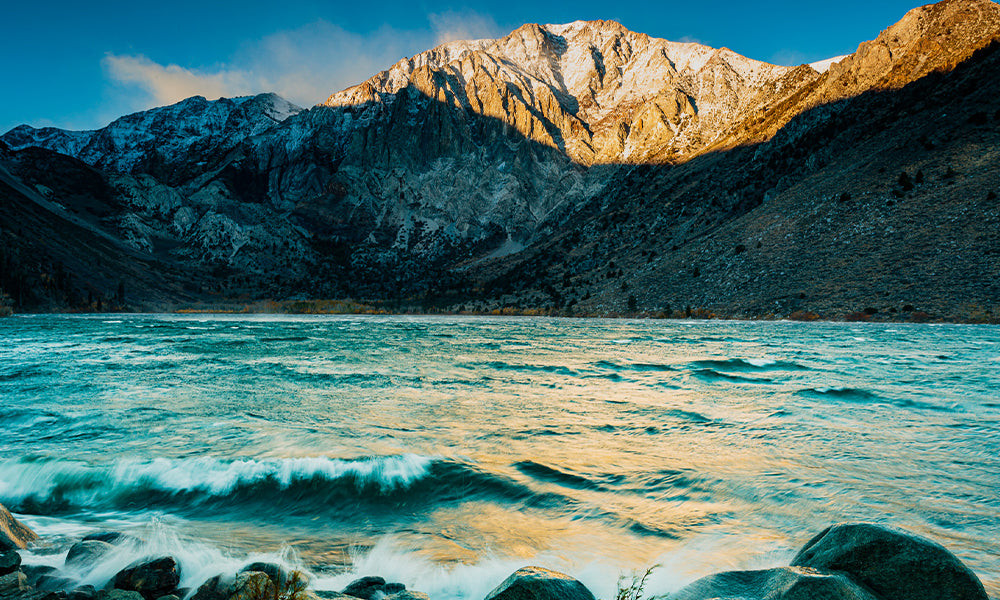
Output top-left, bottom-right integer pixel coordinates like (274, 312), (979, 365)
(1, 504), (991, 600)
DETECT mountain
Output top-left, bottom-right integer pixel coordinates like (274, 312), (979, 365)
(2, 0), (999, 320)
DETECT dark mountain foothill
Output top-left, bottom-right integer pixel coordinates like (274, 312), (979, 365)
(2, 0), (998, 321)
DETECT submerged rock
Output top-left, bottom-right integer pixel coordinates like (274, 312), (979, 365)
(485, 567), (596, 600)
(0, 505), (38, 551)
(0, 552), (20, 577)
(672, 566), (879, 600)
(113, 557), (181, 600)
(791, 523), (989, 600)
(65, 541), (115, 568)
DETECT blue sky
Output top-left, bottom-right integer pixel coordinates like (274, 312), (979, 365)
(2, 0), (929, 134)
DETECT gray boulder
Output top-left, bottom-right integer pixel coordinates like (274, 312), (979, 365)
(383, 593), (428, 600)
(0, 505), (38, 551)
(228, 572), (274, 600)
(35, 575), (75, 592)
(190, 575), (229, 600)
(238, 563), (309, 589)
(340, 578), (385, 600)
(96, 591), (144, 600)
(485, 567), (596, 600)
(0, 571), (30, 597)
(791, 523), (988, 600)
(65, 541), (115, 568)
(672, 566), (879, 600)
(113, 557), (181, 600)
(81, 533), (135, 546)
(20, 567), (56, 589)
(0, 552), (20, 577)
(68, 586), (97, 600)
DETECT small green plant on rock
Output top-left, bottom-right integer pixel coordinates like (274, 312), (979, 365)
(614, 565), (658, 600)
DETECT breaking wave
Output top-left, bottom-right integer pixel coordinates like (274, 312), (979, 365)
(0, 455), (544, 516)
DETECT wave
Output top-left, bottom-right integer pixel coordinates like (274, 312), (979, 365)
(800, 386), (877, 400)
(0, 455), (545, 517)
(691, 369), (773, 384)
(689, 358), (806, 372)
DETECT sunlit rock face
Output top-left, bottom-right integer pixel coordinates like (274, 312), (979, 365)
(3, 0), (1000, 310)
(326, 20), (796, 165)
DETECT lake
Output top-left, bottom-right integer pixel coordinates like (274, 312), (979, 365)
(1, 314), (998, 598)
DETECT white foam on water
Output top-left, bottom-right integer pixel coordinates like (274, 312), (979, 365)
(0, 454), (437, 506)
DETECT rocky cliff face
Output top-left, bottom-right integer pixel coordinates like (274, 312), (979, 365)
(326, 20), (796, 165)
(1, 0), (998, 317)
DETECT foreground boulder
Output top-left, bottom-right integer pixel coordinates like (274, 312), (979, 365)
(113, 557), (181, 600)
(340, 577), (397, 600)
(0, 505), (38, 551)
(228, 572), (275, 600)
(82, 532), (136, 546)
(673, 566), (879, 600)
(485, 567), (595, 600)
(0, 552), (20, 577)
(791, 523), (988, 600)
(65, 541), (115, 568)
(0, 571), (30, 597)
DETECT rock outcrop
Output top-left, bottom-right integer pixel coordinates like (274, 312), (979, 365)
(0, 553), (20, 578)
(112, 557), (181, 600)
(672, 566), (879, 600)
(791, 523), (989, 600)
(484, 566), (595, 600)
(0, 506), (37, 551)
(675, 522), (989, 600)
(0, 0), (998, 318)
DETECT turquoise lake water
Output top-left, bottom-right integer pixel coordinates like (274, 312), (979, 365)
(1, 314), (998, 598)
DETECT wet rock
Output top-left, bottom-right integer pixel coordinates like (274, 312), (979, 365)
(113, 557), (181, 600)
(382, 584), (405, 595)
(228, 572), (274, 600)
(310, 592), (353, 600)
(791, 523), (989, 600)
(66, 541), (115, 568)
(190, 575), (229, 600)
(0, 504), (38, 551)
(153, 595), (180, 600)
(485, 567), (596, 600)
(0, 552), (20, 577)
(340, 577), (385, 600)
(0, 571), (30, 597)
(68, 586), (96, 600)
(672, 566), (879, 600)
(96, 591), (144, 600)
(81, 533), (135, 546)
(20, 567), (56, 589)
(238, 563), (308, 589)
(383, 593), (428, 600)
(36, 575), (75, 592)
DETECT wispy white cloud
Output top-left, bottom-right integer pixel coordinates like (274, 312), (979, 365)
(99, 12), (506, 119)
(428, 11), (504, 45)
(103, 54), (254, 106)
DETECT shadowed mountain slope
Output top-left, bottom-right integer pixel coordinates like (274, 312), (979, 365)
(1, 0), (998, 319)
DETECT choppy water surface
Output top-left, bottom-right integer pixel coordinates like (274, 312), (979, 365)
(1, 315), (998, 598)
